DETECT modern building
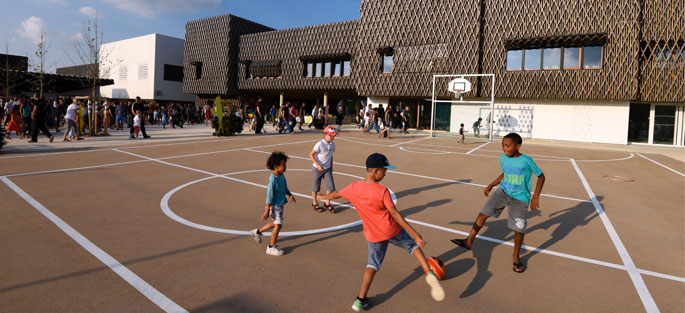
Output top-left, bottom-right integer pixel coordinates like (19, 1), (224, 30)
(184, 1), (684, 146)
(98, 33), (194, 102)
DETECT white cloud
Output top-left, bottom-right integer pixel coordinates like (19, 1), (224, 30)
(70, 32), (84, 41)
(17, 16), (45, 45)
(105, 0), (221, 17)
(79, 6), (98, 19)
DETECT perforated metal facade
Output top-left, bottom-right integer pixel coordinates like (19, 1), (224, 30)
(238, 21), (358, 99)
(183, 14), (273, 97)
(185, 1), (683, 103)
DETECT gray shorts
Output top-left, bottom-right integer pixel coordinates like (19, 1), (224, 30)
(270, 205), (284, 225)
(312, 167), (335, 193)
(480, 188), (529, 233)
(366, 229), (418, 271)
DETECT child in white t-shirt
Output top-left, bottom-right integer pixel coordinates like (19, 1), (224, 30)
(309, 126), (337, 213)
(133, 110), (142, 138)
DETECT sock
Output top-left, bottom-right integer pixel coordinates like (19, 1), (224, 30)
(256, 230), (261, 235)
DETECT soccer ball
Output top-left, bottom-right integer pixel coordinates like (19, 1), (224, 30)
(427, 257), (445, 280)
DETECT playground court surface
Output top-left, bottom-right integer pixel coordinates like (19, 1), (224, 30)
(1, 127), (683, 313)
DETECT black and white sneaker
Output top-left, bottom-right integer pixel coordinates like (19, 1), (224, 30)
(351, 297), (369, 312)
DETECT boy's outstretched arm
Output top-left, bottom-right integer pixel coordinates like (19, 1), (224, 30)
(387, 206), (426, 248)
(483, 173), (504, 197)
(318, 191), (342, 201)
(530, 173), (545, 210)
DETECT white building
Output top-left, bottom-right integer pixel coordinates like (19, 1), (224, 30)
(99, 34), (194, 102)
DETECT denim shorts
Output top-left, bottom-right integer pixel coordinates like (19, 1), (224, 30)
(366, 229), (418, 271)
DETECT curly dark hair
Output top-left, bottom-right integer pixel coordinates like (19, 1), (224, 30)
(266, 151), (289, 170)
(504, 133), (523, 145)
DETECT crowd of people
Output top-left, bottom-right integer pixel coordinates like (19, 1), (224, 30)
(1, 95), (206, 142)
(358, 103), (412, 139)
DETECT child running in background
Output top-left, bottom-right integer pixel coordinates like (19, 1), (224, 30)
(319, 153), (445, 311)
(132, 110), (142, 138)
(450, 133), (545, 273)
(457, 123), (467, 144)
(309, 126), (337, 213)
(251, 152), (296, 256)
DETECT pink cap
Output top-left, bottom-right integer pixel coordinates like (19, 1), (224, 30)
(323, 126), (338, 136)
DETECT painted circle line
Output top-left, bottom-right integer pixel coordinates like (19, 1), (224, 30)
(161, 169), (397, 236)
(399, 146), (452, 155)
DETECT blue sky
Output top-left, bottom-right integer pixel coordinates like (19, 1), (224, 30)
(0, 0), (362, 72)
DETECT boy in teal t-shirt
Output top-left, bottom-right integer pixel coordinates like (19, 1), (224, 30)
(450, 133), (545, 273)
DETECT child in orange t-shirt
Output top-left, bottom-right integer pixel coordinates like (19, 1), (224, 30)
(319, 153), (444, 311)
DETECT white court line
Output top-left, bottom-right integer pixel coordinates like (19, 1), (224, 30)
(389, 136), (431, 147)
(111, 149), (685, 284)
(0, 132), (278, 160)
(245, 148), (591, 203)
(570, 159), (659, 313)
(0, 176), (187, 313)
(466, 142), (490, 155)
(636, 153), (685, 177)
(5, 140), (318, 178)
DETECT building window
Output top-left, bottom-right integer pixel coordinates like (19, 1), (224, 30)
(506, 50), (523, 71)
(582, 46), (602, 69)
(163, 64), (184, 82)
(138, 64), (148, 80)
(343, 60), (351, 76)
(563, 47), (581, 69)
(192, 62), (202, 79)
(524, 49), (542, 70)
(383, 54), (393, 73)
(119, 65), (127, 80)
(307, 63), (314, 77)
(543, 48), (561, 70)
(315, 63), (322, 77)
(325, 62), (332, 76)
(332, 62), (340, 76)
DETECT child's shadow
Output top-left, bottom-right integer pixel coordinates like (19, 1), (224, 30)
(449, 217), (515, 298)
(370, 243), (476, 308)
(518, 196), (601, 266)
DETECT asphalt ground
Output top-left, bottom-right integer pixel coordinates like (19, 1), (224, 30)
(1, 125), (683, 313)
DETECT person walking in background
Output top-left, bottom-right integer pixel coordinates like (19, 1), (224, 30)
(20, 98), (32, 138)
(28, 94), (54, 143)
(298, 102), (305, 131)
(457, 123), (467, 144)
(129, 97), (150, 139)
(62, 99), (80, 142)
(254, 97), (265, 134)
(473, 117), (482, 137)
(6, 105), (22, 140)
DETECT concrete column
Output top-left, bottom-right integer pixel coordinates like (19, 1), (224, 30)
(279, 92), (284, 106)
(323, 92), (328, 108)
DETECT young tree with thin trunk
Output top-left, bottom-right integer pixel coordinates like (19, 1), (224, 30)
(71, 11), (113, 136)
(29, 28), (53, 98)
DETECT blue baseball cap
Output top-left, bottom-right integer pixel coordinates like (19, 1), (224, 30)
(366, 153), (396, 169)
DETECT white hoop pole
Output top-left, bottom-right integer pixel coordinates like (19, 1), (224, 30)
(489, 74), (495, 143)
(430, 75), (436, 137)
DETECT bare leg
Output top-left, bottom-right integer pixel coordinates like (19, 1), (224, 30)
(411, 247), (431, 274)
(312, 191), (318, 205)
(269, 224), (282, 246)
(466, 213), (489, 248)
(324, 190), (332, 206)
(258, 221), (275, 234)
(513, 231), (525, 271)
(358, 267), (376, 299)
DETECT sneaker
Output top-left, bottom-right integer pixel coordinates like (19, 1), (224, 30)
(265, 245), (284, 256)
(425, 271), (445, 301)
(250, 229), (262, 244)
(351, 297), (369, 312)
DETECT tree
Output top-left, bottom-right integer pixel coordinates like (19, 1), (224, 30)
(29, 28), (54, 98)
(71, 11), (113, 136)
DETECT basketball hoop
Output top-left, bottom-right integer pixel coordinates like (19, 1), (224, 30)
(448, 78), (471, 99)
